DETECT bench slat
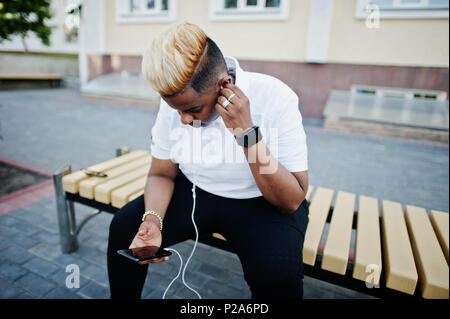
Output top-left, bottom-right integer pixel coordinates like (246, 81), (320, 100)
(111, 176), (147, 208)
(305, 185), (314, 202)
(62, 150), (149, 193)
(94, 164), (150, 204)
(429, 210), (449, 264)
(353, 195), (382, 285)
(213, 233), (227, 241)
(381, 200), (418, 295)
(405, 206), (449, 299)
(321, 191), (356, 275)
(303, 187), (334, 266)
(79, 156), (151, 199)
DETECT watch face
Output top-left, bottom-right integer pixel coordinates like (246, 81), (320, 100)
(237, 126), (261, 147)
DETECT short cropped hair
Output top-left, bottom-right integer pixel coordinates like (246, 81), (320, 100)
(142, 22), (227, 97)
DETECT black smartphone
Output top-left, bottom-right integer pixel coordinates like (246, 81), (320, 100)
(117, 246), (172, 262)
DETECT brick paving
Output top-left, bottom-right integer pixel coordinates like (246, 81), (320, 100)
(0, 88), (448, 299)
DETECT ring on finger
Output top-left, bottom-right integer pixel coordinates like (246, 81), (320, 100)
(227, 93), (236, 102)
(221, 99), (230, 108)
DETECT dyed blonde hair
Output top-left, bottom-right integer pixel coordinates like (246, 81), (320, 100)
(142, 22), (208, 96)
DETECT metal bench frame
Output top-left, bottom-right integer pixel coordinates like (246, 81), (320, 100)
(53, 149), (423, 300)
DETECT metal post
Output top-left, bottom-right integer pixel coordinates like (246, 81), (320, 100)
(53, 166), (79, 253)
(116, 146), (129, 157)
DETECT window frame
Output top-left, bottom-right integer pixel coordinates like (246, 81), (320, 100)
(115, 0), (176, 24)
(209, 0), (290, 22)
(355, 0), (449, 19)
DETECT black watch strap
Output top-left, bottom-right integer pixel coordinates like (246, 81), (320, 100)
(235, 126), (262, 148)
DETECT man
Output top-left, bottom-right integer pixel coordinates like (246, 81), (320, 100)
(107, 22), (309, 299)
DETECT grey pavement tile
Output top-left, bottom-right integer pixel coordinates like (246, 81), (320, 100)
(0, 226), (40, 250)
(48, 267), (77, 288)
(0, 261), (28, 282)
(77, 281), (109, 299)
(0, 215), (22, 228)
(196, 262), (239, 283)
(1, 245), (34, 265)
(22, 256), (60, 278)
(80, 263), (109, 286)
(51, 252), (90, 269)
(0, 277), (34, 299)
(30, 230), (60, 246)
(44, 287), (82, 299)
(28, 242), (63, 262)
(198, 278), (249, 299)
(15, 272), (57, 298)
(73, 245), (107, 268)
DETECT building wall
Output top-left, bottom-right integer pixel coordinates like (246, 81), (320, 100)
(104, 0), (449, 67)
(90, 0), (449, 119)
(328, 0), (449, 67)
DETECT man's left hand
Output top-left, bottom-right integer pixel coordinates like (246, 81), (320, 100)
(215, 82), (254, 137)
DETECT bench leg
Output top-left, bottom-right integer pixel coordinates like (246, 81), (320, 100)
(53, 166), (79, 253)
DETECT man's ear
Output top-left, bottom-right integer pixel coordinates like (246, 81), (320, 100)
(219, 75), (233, 89)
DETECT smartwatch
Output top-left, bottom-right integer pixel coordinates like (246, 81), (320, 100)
(235, 126), (262, 148)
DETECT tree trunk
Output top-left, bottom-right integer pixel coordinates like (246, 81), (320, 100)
(20, 34), (28, 52)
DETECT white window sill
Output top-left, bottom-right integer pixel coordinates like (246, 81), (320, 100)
(116, 14), (176, 24)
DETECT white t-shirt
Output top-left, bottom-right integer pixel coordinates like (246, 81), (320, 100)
(150, 57), (308, 199)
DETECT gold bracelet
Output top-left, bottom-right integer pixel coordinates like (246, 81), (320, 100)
(142, 210), (163, 232)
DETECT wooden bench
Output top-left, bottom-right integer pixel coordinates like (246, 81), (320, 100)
(0, 74), (62, 90)
(53, 148), (449, 299)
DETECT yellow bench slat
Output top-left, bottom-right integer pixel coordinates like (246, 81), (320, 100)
(381, 200), (418, 295)
(213, 233), (227, 241)
(321, 191), (356, 275)
(305, 185), (314, 202)
(405, 206), (449, 299)
(94, 164), (150, 204)
(79, 156), (151, 199)
(429, 210), (449, 264)
(62, 150), (149, 193)
(111, 176), (147, 208)
(303, 187), (334, 266)
(352, 195), (382, 286)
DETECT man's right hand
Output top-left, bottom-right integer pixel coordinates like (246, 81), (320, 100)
(129, 219), (168, 265)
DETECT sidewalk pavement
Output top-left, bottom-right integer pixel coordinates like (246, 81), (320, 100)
(0, 88), (448, 299)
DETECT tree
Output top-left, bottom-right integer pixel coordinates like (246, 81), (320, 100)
(0, 0), (53, 52)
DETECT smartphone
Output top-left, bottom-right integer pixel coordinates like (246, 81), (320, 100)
(117, 246), (172, 262)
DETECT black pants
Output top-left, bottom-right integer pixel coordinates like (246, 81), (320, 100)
(107, 171), (309, 299)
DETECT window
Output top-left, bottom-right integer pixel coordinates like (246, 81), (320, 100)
(115, 0), (176, 23)
(356, 0), (449, 19)
(209, 0), (289, 21)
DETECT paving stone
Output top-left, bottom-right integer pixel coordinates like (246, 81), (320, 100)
(51, 252), (90, 269)
(28, 242), (64, 262)
(0, 261), (28, 282)
(80, 263), (109, 286)
(196, 262), (238, 283)
(1, 245), (34, 265)
(30, 230), (60, 246)
(22, 256), (60, 278)
(15, 272), (57, 298)
(43, 286), (82, 299)
(198, 278), (249, 299)
(77, 281), (109, 299)
(0, 225), (40, 250)
(0, 277), (34, 299)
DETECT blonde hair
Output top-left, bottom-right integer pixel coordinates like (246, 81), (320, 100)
(141, 22), (208, 96)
